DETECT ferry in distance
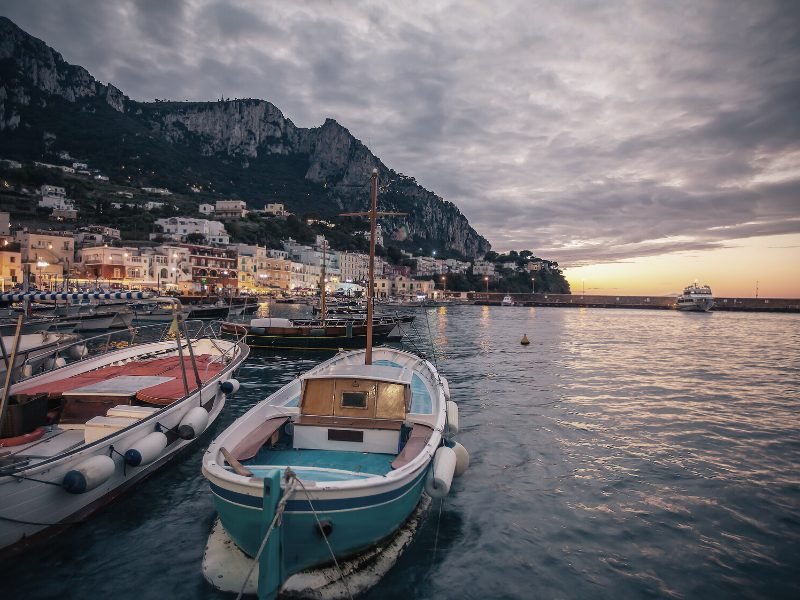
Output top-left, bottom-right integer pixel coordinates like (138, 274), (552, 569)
(676, 282), (714, 312)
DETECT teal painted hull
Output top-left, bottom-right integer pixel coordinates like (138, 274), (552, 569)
(210, 470), (428, 574)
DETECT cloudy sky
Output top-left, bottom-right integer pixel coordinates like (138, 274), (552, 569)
(2, 0), (799, 295)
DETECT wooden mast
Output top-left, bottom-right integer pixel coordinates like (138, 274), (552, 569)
(320, 239), (327, 327)
(340, 169), (405, 366)
(366, 170), (378, 365)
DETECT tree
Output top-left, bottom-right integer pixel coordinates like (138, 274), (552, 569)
(185, 232), (207, 244)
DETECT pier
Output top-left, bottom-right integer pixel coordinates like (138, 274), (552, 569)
(469, 293), (800, 313)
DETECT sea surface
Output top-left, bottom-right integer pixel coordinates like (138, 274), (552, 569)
(4, 305), (800, 599)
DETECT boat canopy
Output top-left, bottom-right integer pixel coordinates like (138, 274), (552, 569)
(301, 364), (413, 385)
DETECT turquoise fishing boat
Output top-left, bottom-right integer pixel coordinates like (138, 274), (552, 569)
(201, 170), (469, 599)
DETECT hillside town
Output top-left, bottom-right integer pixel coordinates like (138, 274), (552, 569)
(0, 180), (557, 299)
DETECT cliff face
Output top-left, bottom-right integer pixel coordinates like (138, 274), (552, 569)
(0, 16), (490, 257)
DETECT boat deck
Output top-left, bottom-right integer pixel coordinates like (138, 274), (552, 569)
(241, 448), (395, 481)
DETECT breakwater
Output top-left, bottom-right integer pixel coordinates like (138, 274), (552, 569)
(469, 293), (800, 312)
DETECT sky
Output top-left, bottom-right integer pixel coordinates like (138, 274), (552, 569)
(1, 0), (799, 297)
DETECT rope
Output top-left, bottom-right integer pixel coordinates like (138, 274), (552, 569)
(432, 496), (445, 559)
(294, 476), (354, 600)
(236, 476), (298, 600)
(9, 473), (62, 487)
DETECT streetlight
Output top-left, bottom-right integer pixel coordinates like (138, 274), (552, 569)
(484, 276), (489, 294)
(441, 275), (446, 298)
(532, 278), (535, 294)
(37, 260), (49, 290)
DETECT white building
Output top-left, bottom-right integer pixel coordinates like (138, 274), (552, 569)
(473, 258), (497, 278)
(141, 187), (172, 195)
(152, 217), (230, 245)
(338, 251), (371, 284)
(199, 203), (214, 215)
(38, 185), (74, 211)
(215, 200), (247, 219)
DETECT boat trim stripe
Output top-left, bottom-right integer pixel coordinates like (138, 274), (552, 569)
(209, 469), (426, 511)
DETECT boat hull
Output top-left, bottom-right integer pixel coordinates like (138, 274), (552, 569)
(677, 299), (714, 312)
(0, 338), (248, 554)
(209, 467), (428, 572)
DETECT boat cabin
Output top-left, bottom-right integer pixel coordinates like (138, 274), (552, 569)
(294, 364), (413, 454)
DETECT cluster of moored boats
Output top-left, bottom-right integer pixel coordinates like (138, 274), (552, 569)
(0, 172), (468, 600)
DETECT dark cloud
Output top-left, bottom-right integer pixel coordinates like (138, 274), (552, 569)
(0, 0), (798, 264)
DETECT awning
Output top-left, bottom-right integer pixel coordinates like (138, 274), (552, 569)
(0, 291), (153, 302)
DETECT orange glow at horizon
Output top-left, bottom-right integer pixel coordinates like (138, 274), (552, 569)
(564, 234), (800, 298)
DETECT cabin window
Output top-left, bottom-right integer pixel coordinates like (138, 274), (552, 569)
(341, 391), (368, 409)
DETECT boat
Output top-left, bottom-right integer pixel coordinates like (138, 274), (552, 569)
(0, 292), (249, 554)
(0, 330), (82, 382)
(202, 169), (468, 599)
(501, 294), (515, 306)
(220, 314), (412, 350)
(676, 282), (714, 312)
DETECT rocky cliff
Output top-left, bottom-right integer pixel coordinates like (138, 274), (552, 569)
(0, 16), (490, 258)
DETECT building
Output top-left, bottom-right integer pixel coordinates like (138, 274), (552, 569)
(143, 201), (165, 211)
(141, 187), (172, 195)
(373, 275), (435, 299)
(75, 226), (121, 247)
(445, 258), (470, 274)
(260, 203), (290, 217)
(38, 185), (74, 211)
(472, 258), (497, 278)
(214, 200), (247, 220)
(179, 243), (238, 294)
(51, 208), (78, 220)
(0, 212), (10, 237)
(152, 217), (230, 245)
(14, 230), (76, 287)
(0, 242), (21, 290)
(338, 251), (370, 284)
(76, 246), (150, 283)
(142, 245), (193, 292)
(199, 203), (214, 215)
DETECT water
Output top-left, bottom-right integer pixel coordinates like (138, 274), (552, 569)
(5, 306), (800, 599)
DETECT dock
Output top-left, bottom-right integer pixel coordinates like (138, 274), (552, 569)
(470, 293), (800, 313)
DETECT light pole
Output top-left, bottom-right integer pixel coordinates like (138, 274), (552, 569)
(532, 278), (535, 294)
(36, 260), (49, 290)
(441, 275), (446, 299)
(484, 276), (489, 294)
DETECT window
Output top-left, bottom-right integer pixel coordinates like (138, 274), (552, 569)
(341, 391), (368, 409)
(9, 257), (14, 263)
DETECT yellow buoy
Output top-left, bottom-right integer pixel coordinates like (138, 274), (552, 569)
(520, 334), (530, 345)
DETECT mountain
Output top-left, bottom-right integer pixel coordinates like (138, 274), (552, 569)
(0, 16), (490, 258)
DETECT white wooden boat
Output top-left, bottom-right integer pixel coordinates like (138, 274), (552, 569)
(0, 293), (249, 554)
(202, 170), (469, 599)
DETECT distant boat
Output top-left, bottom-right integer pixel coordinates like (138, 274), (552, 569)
(501, 294), (515, 306)
(677, 283), (714, 312)
(219, 315), (411, 350)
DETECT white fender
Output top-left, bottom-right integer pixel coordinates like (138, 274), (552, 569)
(22, 363), (33, 378)
(425, 446), (457, 498)
(440, 376), (451, 400)
(446, 400), (459, 434)
(70, 344), (88, 359)
(54, 356), (67, 369)
(62, 455), (115, 494)
(452, 441), (470, 476)
(178, 406), (209, 440)
(220, 379), (240, 394)
(124, 431), (168, 466)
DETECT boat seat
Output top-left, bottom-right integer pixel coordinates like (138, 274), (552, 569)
(391, 424), (434, 469)
(294, 415), (403, 431)
(230, 416), (289, 461)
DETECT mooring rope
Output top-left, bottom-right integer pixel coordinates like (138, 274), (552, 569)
(236, 476), (298, 600)
(432, 496), (445, 559)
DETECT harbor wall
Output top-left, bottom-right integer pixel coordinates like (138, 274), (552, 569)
(468, 293), (800, 313)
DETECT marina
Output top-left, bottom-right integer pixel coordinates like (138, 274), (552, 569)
(3, 305), (798, 599)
